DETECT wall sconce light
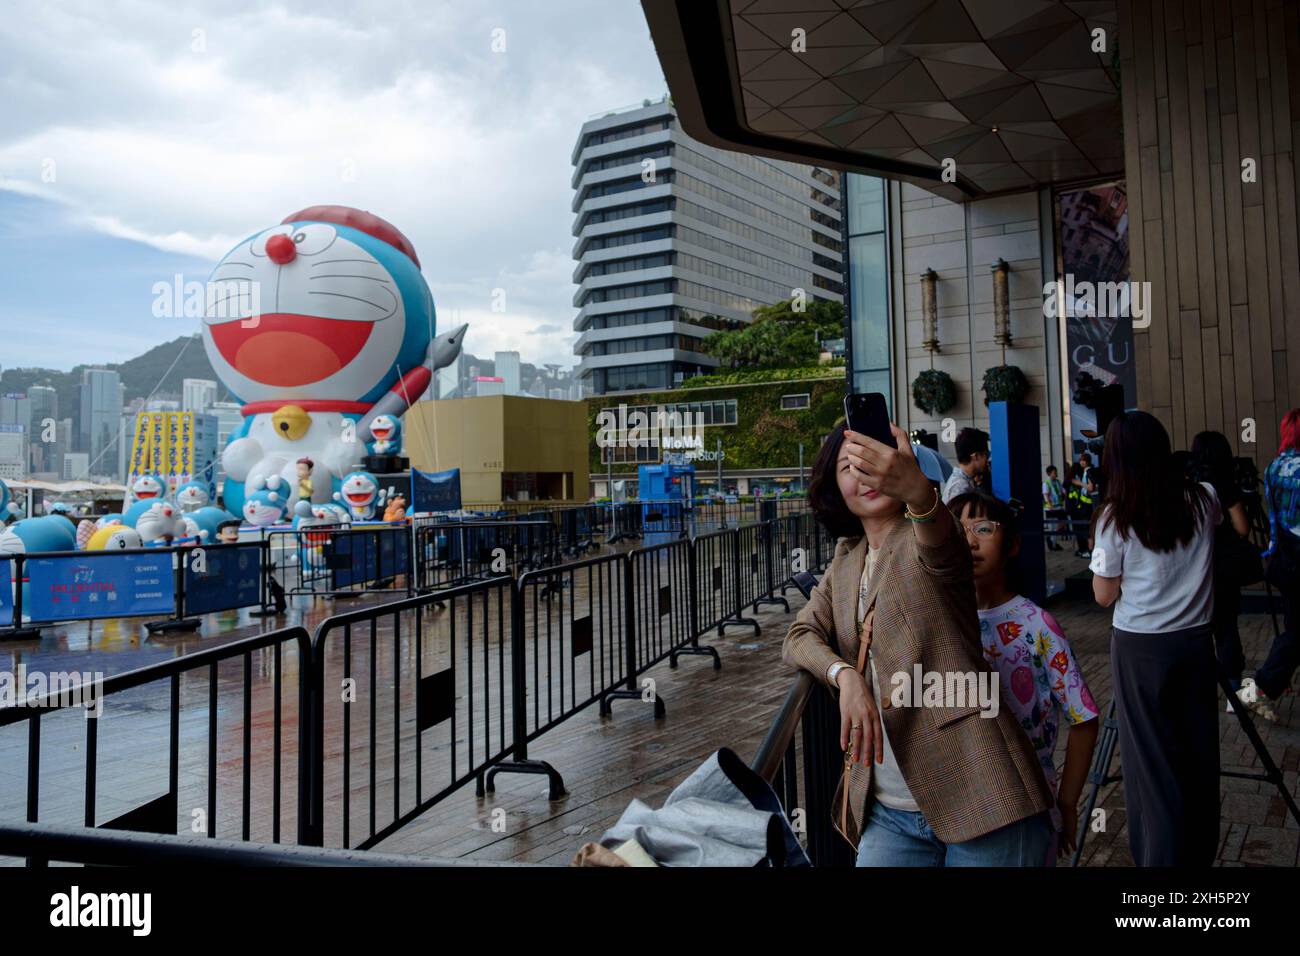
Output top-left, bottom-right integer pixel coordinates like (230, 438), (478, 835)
(992, 258), (1012, 353)
(920, 268), (939, 353)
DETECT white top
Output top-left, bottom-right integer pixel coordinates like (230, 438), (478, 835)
(859, 546), (919, 811)
(1089, 483), (1221, 633)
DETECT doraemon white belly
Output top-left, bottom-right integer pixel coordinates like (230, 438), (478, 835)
(223, 410), (364, 509)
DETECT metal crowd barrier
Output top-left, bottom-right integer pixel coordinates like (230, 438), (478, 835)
(0, 625), (312, 853)
(307, 577), (515, 850)
(411, 519), (557, 592)
(266, 524), (411, 599)
(0, 543), (275, 639)
(3, 507), (837, 862)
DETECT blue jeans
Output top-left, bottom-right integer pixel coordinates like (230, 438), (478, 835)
(855, 801), (1053, 867)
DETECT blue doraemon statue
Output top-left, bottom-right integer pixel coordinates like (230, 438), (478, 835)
(334, 470), (379, 520)
(127, 474), (167, 506)
(185, 506), (239, 544)
(242, 483), (288, 527)
(366, 414), (402, 456)
(174, 482), (211, 513)
(0, 477), (21, 522)
(0, 515), (78, 555)
(200, 205), (467, 521)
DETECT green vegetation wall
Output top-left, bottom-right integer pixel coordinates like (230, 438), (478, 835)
(585, 374), (845, 474)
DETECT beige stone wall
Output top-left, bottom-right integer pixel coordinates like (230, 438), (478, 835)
(890, 182), (1065, 471)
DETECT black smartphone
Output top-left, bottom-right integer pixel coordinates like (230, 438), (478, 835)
(843, 392), (896, 448)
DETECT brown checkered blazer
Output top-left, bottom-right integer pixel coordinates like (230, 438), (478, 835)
(781, 514), (1053, 845)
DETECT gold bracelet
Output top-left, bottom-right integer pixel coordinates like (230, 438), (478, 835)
(905, 485), (940, 522)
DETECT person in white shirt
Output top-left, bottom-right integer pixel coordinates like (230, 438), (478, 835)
(1089, 411), (1220, 867)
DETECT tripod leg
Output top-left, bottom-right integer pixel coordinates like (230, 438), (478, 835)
(1218, 668), (1300, 828)
(1071, 698), (1121, 867)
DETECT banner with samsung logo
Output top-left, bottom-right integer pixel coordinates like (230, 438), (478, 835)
(26, 552), (175, 621)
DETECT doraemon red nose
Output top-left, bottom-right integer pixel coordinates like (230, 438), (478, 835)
(266, 233), (297, 264)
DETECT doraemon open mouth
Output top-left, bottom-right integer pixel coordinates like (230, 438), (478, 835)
(210, 313), (373, 387)
(372, 427), (392, 439)
(346, 492), (374, 505)
(135, 490), (159, 499)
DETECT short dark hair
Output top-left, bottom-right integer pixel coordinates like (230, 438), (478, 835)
(807, 423), (866, 540)
(954, 427), (989, 464)
(217, 519), (241, 533)
(948, 491), (1021, 591)
(1046, 464), (1058, 476)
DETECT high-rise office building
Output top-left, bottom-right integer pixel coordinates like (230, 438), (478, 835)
(0, 427), (24, 481)
(571, 98), (845, 395)
(182, 378), (218, 414)
(61, 453), (88, 481)
(495, 351), (521, 395)
(78, 368), (122, 478)
(0, 394), (31, 478)
(210, 401), (243, 451)
(27, 385), (56, 472)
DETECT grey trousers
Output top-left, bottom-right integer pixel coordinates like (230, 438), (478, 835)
(1111, 624), (1220, 866)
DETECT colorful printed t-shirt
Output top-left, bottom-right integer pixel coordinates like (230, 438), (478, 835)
(976, 596), (1099, 801)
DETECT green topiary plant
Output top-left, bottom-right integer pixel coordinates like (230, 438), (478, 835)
(911, 368), (957, 416)
(981, 364), (1030, 406)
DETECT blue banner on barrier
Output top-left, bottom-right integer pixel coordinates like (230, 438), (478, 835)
(26, 551), (175, 622)
(184, 543), (262, 615)
(412, 467), (461, 513)
(0, 558), (12, 620)
(330, 527), (407, 589)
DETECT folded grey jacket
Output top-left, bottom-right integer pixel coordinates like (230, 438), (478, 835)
(597, 747), (811, 867)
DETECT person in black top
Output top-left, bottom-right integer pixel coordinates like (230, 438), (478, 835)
(1190, 430), (1253, 694)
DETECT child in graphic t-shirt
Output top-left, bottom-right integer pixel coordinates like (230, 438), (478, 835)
(948, 492), (1101, 863)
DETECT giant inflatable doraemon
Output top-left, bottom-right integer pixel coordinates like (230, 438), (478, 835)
(201, 205), (467, 519)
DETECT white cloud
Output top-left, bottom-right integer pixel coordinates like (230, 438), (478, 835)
(0, 0), (666, 370)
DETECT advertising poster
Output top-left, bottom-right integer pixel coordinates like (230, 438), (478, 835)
(26, 551), (174, 622)
(1056, 181), (1136, 457)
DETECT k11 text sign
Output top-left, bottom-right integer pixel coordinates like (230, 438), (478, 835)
(184, 544), (263, 615)
(26, 551), (175, 621)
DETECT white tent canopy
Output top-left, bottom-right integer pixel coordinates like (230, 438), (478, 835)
(4, 479), (126, 493)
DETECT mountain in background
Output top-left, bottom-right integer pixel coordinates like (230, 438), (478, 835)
(1, 334), (578, 434)
(0, 334), (226, 432)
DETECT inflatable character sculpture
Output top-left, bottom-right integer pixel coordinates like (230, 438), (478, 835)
(201, 205), (466, 520)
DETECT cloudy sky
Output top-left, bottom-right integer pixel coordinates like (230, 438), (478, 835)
(0, 0), (667, 371)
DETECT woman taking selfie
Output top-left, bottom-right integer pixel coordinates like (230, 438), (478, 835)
(1089, 411), (1220, 866)
(782, 421), (1054, 866)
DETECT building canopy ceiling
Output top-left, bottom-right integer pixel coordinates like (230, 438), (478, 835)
(642, 0), (1123, 200)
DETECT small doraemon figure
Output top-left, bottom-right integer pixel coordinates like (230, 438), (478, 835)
(174, 482), (211, 513)
(243, 485), (288, 527)
(334, 471), (379, 520)
(133, 502), (187, 546)
(367, 415), (402, 456)
(129, 474), (166, 505)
